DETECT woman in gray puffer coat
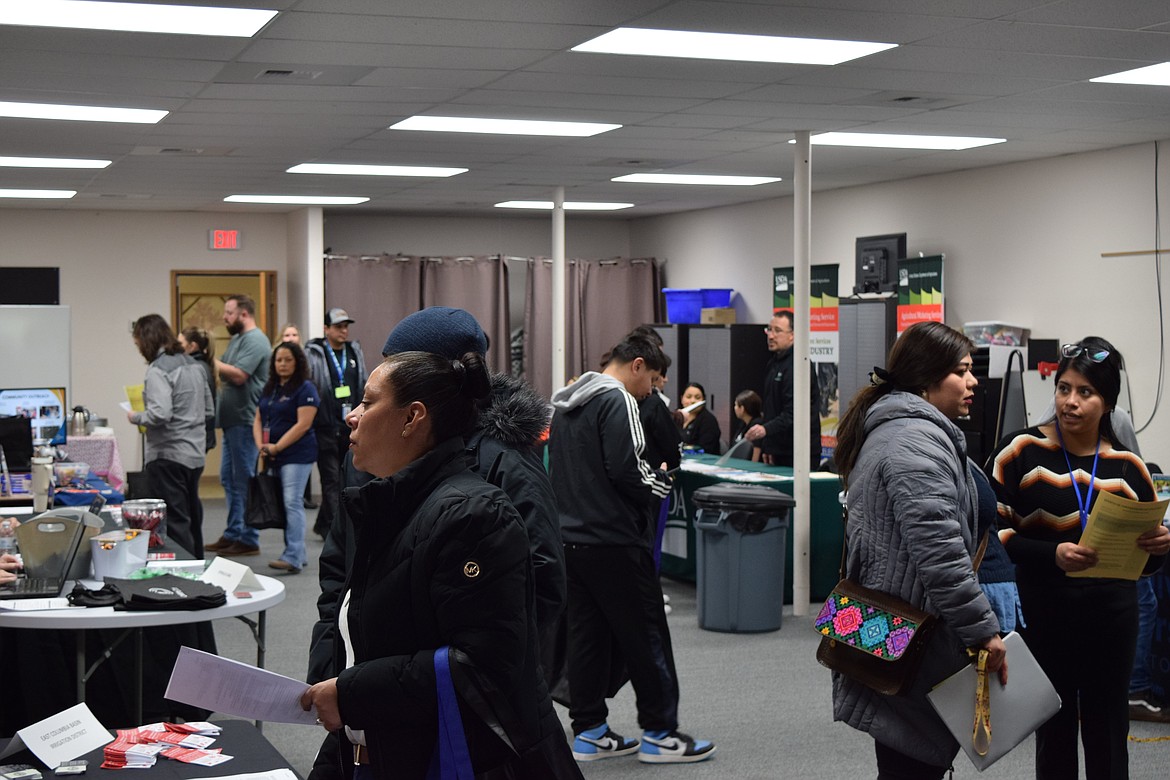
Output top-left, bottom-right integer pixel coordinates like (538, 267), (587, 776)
(831, 322), (1006, 778)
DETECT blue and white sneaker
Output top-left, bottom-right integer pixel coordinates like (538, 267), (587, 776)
(638, 730), (716, 763)
(571, 723), (640, 761)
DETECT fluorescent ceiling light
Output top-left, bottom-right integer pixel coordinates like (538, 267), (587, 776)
(572, 27), (895, 66)
(1090, 63), (1170, 86)
(495, 201), (634, 211)
(0, 100), (167, 124)
(613, 173), (781, 186)
(0, 155), (110, 168)
(224, 195), (370, 205)
(390, 116), (620, 137)
(0, 0), (277, 37)
(0, 188), (76, 199)
(287, 163), (467, 177)
(803, 132), (1005, 150)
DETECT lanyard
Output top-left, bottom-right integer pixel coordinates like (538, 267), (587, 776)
(328, 346), (347, 386)
(1055, 423), (1101, 530)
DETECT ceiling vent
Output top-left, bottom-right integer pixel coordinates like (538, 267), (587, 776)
(130, 146), (234, 156)
(257, 68), (325, 82)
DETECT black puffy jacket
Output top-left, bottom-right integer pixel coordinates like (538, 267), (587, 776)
(310, 437), (560, 779)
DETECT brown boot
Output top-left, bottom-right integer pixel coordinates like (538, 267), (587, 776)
(204, 535), (232, 552)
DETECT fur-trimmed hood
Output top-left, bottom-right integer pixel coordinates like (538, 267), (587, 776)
(476, 372), (551, 449)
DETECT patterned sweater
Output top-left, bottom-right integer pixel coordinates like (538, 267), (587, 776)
(987, 426), (1158, 584)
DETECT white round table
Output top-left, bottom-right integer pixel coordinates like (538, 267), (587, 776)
(0, 574), (286, 724)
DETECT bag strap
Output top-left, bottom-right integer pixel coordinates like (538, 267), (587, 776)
(969, 647), (992, 756)
(429, 646), (475, 780)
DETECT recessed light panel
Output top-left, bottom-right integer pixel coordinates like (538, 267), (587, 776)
(0, 188), (76, 198)
(287, 163), (467, 177)
(613, 173), (781, 186)
(0, 0), (277, 37)
(0, 155), (111, 168)
(390, 116), (620, 137)
(224, 195), (370, 205)
(573, 28), (895, 66)
(0, 101), (167, 123)
(1090, 63), (1170, 86)
(495, 201), (634, 210)
(806, 132), (1005, 150)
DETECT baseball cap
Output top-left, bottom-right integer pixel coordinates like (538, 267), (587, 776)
(382, 306), (487, 359)
(325, 308), (355, 326)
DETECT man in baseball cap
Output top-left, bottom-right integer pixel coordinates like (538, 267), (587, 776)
(304, 307), (366, 538)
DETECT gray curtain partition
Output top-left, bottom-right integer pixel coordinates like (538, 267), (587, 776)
(324, 253), (509, 372)
(525, 256), (660, 400)
(421, 255), (510, 373)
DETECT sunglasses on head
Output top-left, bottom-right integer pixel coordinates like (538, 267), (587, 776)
(1060, 343), (1109, 363)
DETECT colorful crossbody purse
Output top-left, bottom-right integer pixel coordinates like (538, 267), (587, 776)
(814, 577), (937, 696)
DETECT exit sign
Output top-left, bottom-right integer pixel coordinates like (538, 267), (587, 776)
(209, 229), (242, 250)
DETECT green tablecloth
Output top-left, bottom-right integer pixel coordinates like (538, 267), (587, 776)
(660, 454), (843, 604)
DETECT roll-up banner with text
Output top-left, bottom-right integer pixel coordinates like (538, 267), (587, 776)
(896, 255), (944, 334)
(773, 265), (839, 461)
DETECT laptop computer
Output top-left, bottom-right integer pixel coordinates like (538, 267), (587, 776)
(0, 512), (87, 599)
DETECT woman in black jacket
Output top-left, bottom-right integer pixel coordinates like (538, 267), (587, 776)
(678, 382), (722, 455)
(301, 350), (578, 780)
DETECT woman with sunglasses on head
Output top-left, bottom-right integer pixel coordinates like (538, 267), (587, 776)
(987, 337), (1170, 779)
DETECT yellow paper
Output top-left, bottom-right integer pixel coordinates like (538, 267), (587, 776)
(1068, 491), (1170, 580)
(124, 384), (146, 434)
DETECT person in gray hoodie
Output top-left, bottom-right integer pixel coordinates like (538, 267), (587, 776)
(832, 321), (1005, 777)
(549, 334), (714, 765)
(127, 314), (214, 557)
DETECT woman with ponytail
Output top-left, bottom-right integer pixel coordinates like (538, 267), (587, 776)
(831, 321), (1006, 778)
(302, 350), (580, 780)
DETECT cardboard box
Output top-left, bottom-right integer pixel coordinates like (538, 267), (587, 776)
(700, 307), (736, 324)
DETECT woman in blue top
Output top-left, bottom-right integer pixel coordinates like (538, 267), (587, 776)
(253, 341), (319, 574)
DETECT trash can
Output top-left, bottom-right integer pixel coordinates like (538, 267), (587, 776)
(693, 483), (794, 633)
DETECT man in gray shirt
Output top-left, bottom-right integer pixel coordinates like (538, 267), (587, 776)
(205, 294), (270, 556)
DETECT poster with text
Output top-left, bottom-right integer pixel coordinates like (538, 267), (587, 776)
(897, 255), (944, 334)
(773, 265), (839, 463)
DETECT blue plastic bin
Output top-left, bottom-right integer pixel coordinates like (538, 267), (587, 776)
(662, 288), (703, 324)
(701, 288), (734, 308)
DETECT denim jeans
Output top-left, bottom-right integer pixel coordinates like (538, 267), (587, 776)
(277, 461), (312, 568)
(220, 425), (259, 547)
(1130, 575), (1157, 692)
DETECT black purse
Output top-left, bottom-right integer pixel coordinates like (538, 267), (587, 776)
(245, 455), (286, 530)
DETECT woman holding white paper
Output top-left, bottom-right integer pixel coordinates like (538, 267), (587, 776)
(678, 382), (722, 454)
(987, 336), (1169, 779)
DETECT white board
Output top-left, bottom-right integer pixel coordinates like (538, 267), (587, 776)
(0, 305), (71, 396)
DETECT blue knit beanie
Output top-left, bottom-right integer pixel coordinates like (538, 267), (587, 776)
(382, 306), (488, 359)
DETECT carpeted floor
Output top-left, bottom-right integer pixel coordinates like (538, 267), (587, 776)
(200, 498), (1170, 779)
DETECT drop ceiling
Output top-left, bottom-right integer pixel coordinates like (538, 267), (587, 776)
(2, 0), (1170, 217)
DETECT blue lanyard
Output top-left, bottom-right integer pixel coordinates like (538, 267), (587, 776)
(328, 346), (347, 385)
(1056, 424), (1101, 530)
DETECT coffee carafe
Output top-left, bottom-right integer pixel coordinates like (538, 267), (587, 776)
(70, 406), (90, 437)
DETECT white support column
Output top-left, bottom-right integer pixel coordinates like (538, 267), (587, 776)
(287, 207), (324, 338)
(551, 186), (567, 393)
(792, 132), (812, 616)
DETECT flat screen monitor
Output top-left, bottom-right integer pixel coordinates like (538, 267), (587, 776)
(854, 233), (907, 294)
(0, 388), (67, 466)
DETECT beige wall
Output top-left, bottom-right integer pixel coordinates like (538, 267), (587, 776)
(0, 209), (291, 477)
(2, 140), (1167, 469)
(629, 141), (1170, 466)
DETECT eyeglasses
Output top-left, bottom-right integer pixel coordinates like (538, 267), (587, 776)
(764, 326), (793, 335)
(1060, 343), (1109, 363)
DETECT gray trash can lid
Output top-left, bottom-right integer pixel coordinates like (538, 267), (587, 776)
(692, 483), (795, 511)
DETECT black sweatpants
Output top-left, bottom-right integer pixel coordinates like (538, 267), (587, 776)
(564, 544), (679, 734)
(1018, 577), (1137, 780)
(313, 427), (347, 536)
(144, 458), (204, 558)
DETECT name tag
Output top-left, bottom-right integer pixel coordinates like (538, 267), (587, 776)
(335, 386), (352, 399)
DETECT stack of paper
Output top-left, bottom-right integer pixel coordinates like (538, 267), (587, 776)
(159, 746), (232, 767)
(163, 722), (221, 737)
(100, 731), (165, 769)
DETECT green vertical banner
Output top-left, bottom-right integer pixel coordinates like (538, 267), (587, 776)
(896, 255), (944, 334)
(773, 265), (839, 461)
